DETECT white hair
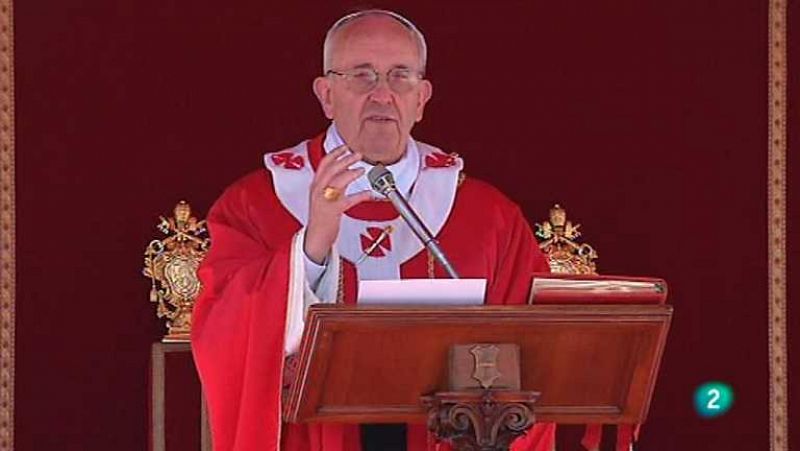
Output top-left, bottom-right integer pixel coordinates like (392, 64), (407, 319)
(322, 9), (428, 74)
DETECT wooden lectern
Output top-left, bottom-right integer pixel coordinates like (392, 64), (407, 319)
(283, 304), (672, 450)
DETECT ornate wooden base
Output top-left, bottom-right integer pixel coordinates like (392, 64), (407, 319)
(422, 390), (539, 451)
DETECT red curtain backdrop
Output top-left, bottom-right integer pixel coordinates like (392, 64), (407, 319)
(14, 1), (795, 450)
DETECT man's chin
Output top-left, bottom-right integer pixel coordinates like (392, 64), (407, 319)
(359, 130), (405, 164)
(358, 138), (404, 165)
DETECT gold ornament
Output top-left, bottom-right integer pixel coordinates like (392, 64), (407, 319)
(534, 204), (598, 275)
(143, 201), (210, 342)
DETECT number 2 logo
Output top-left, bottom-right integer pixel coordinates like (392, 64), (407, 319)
(694, 382), (733, 417)
(706, 388), (721, 410)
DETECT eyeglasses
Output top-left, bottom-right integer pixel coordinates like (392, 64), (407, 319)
(326, 67), (424, 94)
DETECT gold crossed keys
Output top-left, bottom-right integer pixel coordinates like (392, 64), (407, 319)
(534, 204), (598, 275)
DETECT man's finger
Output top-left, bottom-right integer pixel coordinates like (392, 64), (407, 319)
(342, 190), (373, 211)
(327, 151), (362, 176)
(315, 152), (362, 189)
(326, 167), (365, 191)
(316, 145), (349, 173)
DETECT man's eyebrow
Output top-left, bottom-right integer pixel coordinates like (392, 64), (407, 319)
(348, 63), (413, 70)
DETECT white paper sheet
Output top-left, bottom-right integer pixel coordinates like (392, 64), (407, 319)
(357, 278), (487, 305)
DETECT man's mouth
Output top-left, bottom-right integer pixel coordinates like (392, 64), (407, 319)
(365, 115), (397, 123)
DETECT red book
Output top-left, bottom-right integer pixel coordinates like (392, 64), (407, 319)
(528, 272), (668, 305)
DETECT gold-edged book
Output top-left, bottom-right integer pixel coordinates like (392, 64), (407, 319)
(528, 272), (668, 305)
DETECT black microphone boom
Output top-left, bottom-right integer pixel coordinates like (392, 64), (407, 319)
(367, 164), (460, 279)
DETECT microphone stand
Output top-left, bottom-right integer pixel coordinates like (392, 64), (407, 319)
(368, 165), (460, 279)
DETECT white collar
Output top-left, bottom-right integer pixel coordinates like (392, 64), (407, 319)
(323, 123), (420, 199)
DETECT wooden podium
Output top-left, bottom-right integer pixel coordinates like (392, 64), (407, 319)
(283, 304), (672, 450)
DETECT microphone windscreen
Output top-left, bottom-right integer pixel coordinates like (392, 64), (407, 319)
(367, 164), (395, 194)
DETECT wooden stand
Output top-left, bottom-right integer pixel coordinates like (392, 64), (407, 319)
(150, 343), (212, 451)
(283, 304), (671, 450)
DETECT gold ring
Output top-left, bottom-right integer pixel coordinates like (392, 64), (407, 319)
(322, 186), (342, 201)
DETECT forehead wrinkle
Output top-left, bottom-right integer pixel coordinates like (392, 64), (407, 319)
(328, 16), (422, 70)
(348, 63), (413, 71)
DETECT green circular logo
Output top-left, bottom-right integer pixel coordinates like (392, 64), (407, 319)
(694, 381), (734, 418)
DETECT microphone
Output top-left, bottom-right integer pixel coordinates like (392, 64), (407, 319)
(367, 164), (460, 279)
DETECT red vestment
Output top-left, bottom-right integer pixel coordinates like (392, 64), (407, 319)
(192, 135), (556, 451)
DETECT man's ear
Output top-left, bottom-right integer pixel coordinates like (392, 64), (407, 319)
(415, 80), (433, 122)
(313, 76), (335, 120)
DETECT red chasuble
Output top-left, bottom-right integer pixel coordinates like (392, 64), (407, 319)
(192, 135), (555, 451)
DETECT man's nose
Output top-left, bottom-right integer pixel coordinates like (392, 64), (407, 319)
(368, 76), (394, 103)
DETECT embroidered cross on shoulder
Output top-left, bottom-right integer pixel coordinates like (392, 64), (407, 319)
(271, 152), (305, 170)
(425, 152), (458, 168)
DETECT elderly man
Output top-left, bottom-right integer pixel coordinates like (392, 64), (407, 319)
(192, 10), (554, 451)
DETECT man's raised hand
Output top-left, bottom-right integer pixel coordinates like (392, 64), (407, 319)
(304, 145), (372, 264)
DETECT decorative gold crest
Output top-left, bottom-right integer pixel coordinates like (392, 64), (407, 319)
(534, 204), (598, 275)
(143, 201), (210, 342)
